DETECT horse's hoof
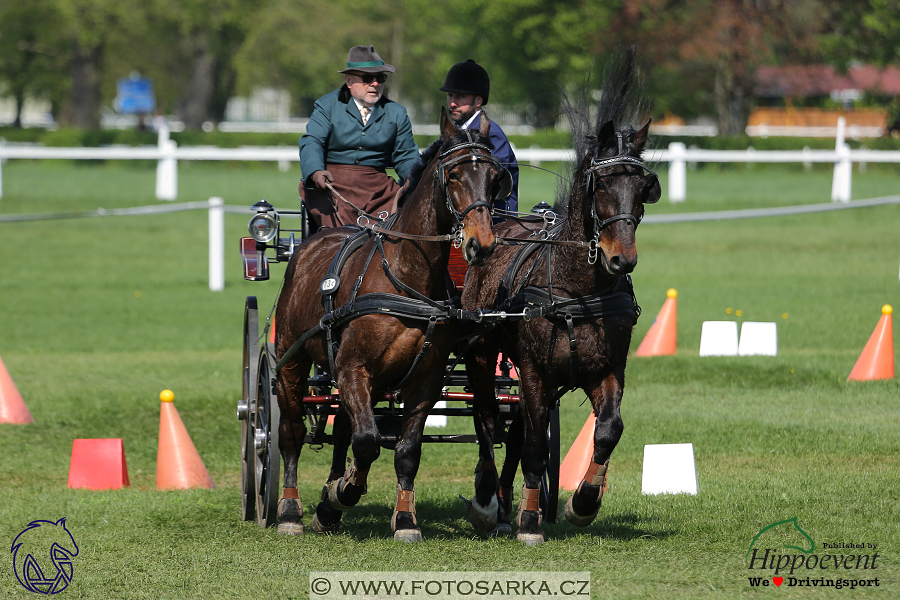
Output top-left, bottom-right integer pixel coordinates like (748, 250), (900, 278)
(489, 522), (513, 537)
(277, 521), (304, 536)
(467, 495), (499, 533)
(564, 495), (599, 527)
(393, 528), (424, 543)
(310, 511), (340, 535)
(327, 478), (359, 511)
(515, 531), (545, 546)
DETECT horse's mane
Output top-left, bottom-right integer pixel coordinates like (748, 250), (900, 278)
(554, 46), (651, 216)
(396, 126), (494, 210)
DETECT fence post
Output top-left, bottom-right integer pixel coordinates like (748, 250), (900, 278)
(156, 124), (178, 200)
(209, 197), (225, 291)
(668, 142), (686, 202)
(831, 117), (851, 203)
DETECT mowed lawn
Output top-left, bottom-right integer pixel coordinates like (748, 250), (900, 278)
(0, 160), (898, 599)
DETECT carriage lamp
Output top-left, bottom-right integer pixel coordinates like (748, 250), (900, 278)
(249, 212), (278, 243)
(248, 201), (279, 243)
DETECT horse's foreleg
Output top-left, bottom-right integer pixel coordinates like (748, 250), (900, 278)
(515, 365), (550, 545)
(391, 379), (440, 543)
(564, 370), (624, 527)
(496, 407), (524, 533)
(464, 347), (502, 534)
(311, 406), (352, 534)
(276, 360), (310, 536)
(326, 366), (380, 512)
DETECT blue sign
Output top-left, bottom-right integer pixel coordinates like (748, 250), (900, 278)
(116, 76), (156, 114)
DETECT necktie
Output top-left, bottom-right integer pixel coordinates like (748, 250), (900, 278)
(361, 106), (371, 125)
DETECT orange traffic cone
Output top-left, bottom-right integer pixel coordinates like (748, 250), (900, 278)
(67, 438), (130, 490)
(635, 288), (678, 356)
(0, 355), (34, 424)
(848, 305), (894, 381)
(559, 414), (597, 491)
(156, 390), (214, 490)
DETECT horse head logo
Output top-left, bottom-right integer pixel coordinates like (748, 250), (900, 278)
(746, 516), (815, 563)
(11, 518), (79, 595)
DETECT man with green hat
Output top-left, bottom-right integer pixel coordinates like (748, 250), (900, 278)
(441, 59), (519, 219)
(299, 45), (419, 230)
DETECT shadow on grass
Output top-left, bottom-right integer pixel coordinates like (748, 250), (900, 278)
(287, 499), (676, 543)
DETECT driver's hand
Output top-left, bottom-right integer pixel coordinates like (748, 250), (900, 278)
(312, 170), (334, 190)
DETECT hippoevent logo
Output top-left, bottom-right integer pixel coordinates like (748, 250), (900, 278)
(11, 518), (79, 595)
(746, 517), (880, 590)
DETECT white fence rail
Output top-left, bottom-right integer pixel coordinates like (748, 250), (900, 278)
(2, 118), (899, 202)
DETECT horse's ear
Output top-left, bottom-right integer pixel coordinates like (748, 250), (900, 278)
(597, 120), (616, 150)
(479, 109), (491, 138)
(440, 107), (456, 141)
(633, 118), (651, 153)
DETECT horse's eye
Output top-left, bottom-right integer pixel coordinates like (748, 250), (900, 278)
(448, 170), (459, 182)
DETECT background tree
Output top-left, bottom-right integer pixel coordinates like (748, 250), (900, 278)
(0, 0), (67, 127)
(602, 0), (830, 135)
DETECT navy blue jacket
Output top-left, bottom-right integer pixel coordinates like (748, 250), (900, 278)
(464, 112), (519, 214)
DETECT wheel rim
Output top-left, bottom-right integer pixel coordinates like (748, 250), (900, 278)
(254, 349), (281, 527)
(240, 298), (258, 522)
(540, 407), (560, 523)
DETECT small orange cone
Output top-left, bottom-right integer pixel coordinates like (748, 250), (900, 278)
(559, 414), (597, 491)
(156, 390), (214, 490)
(67, 439), (130, 490)
(635, 288), (678, 356)
(848, 305), (894, 381)
(0, 355), (34, 424)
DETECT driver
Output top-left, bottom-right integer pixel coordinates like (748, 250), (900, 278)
(299, 45), (420, 230)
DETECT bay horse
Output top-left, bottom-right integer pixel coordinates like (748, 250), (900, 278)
(460, 47), (660, 544)
(273, 108), (504, 541)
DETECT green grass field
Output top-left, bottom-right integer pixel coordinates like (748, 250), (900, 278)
(1, 160), (898, 599)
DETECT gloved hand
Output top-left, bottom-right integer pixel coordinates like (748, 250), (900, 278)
(311, 170), (334, 190)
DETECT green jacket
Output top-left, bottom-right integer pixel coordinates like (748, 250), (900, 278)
(299, 86), (419, 185)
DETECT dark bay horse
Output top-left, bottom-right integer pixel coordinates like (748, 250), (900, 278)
(273, 108), (503, 541)
(460, 48), (660, 544)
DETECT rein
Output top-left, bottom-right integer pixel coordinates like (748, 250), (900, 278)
(276, 136), (502, 391)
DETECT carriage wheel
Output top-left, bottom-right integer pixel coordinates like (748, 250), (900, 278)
(239, 297), (259, 522)
(252, 347), (281, 527)
(539, 407), (560, 523)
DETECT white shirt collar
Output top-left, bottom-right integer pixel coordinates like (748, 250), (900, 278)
(352, 98), (368, 112)
(462, 108), (483, 130)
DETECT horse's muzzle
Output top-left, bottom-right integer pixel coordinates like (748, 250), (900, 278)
(603, 251), (637, 275)
(464, 237), (497, 267)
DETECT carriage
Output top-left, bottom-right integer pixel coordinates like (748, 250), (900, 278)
(237, 197), (561, 529)
(236, 47), (656, 543)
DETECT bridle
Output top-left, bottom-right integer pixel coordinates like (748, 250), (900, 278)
(434, 130), (510, 246)
(581, 132), (660, 263)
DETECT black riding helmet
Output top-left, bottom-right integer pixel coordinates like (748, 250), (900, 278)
(440, 59), (490, 105)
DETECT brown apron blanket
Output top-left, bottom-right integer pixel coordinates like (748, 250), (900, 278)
(301, 164), (402, 230)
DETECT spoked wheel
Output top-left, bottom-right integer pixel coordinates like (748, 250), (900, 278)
(252, 346), (281, 527)
(239, 297), (259, 522)
(539, 407), (560, 523)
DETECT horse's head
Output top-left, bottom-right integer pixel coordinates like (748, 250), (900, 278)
(433, 107), (501, 266)
(581, 118), (659, 275)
